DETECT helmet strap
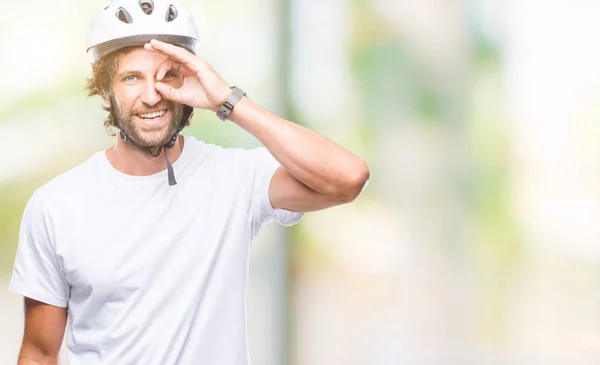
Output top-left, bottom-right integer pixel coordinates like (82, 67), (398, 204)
(112, 104), (194, 186)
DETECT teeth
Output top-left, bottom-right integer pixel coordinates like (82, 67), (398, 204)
(138, 110), (166, 119)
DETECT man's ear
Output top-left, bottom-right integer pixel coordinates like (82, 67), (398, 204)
(102, 95), (111, 109)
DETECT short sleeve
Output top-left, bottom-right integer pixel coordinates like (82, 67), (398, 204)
(9, 192), (70, 308)
(249, 148), (304, 234)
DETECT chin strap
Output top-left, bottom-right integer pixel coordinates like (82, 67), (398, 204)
(117, 106), (193, 186)
(164, 134), (178, 186)
(118, 130), (178, 186)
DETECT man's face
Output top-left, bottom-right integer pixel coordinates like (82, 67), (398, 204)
(107, 47), (184, 148)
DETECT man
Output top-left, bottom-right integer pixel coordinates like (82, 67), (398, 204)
(9, 0), (370, 364)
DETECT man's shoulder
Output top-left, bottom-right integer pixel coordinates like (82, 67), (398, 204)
(36, 151), (102, 202)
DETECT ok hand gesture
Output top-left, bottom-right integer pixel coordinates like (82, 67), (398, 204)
(145, 39), (231, 112)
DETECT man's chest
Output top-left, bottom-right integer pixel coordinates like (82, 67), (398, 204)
(52, 185), (252, 305)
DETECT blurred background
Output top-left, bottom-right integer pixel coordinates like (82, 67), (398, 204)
(2, 0), (600, 364)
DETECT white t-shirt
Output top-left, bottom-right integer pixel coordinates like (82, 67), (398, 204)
(9, 135), (303, 365)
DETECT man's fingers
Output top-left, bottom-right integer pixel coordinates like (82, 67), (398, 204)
(155, 59), (184, 81)
(143, 43), (162, 54)
(147, 40), (197, 71)
(156, 58), (173, 81)
(148, 39), (187, 59)
(155, 82), (182, 103)
(147, 39), (208, 73)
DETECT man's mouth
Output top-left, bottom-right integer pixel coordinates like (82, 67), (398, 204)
(136, 109), (167, 119)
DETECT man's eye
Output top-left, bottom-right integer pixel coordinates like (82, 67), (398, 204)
(164, 70), (178, 78)
(123, 75), (138, 82)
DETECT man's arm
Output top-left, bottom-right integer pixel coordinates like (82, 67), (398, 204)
(17, 298), (67, 365)
(229, 97), (371, 211)
(145, 39), (371, 211)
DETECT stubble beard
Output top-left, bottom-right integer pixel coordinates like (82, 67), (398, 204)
(110, 95), (184, 149)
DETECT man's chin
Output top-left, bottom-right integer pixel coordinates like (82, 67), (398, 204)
(129, 122), (175, 147)
(136, 136), (172, 148)
(127, 129), (175, 149)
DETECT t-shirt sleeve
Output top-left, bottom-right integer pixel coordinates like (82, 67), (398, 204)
(249, 147), (304, 234)
(9, 192), (70, 308)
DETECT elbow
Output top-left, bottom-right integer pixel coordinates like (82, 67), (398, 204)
(334, 162), (371, 204)
(18, 343), (59, 365)
(18, 354), (58, 365)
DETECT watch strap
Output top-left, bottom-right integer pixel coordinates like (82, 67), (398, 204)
(216, 86), (246, 121)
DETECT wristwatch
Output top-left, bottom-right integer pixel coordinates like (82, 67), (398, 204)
(216, 86), (246, 121)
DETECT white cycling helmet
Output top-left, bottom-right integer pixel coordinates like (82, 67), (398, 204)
(86, 0), (199, 64)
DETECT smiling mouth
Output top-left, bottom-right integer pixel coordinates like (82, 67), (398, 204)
(137, 109), (167, 119)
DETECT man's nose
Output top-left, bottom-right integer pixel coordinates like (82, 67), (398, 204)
(141, 81), (162, 106)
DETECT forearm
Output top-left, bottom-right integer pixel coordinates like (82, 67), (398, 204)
(229, 97), (370, 201)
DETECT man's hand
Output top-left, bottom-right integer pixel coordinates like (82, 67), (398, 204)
(144, 39), (231, 112)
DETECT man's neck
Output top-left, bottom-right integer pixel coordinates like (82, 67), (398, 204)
(105, 135), (184, 176)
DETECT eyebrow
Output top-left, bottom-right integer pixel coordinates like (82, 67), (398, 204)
(115, 70), (143, 80)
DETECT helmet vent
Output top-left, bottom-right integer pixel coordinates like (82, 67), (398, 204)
(166, 5), (178, 22)
(116, 7), (133, 23)
(139, 0), (154, 15)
